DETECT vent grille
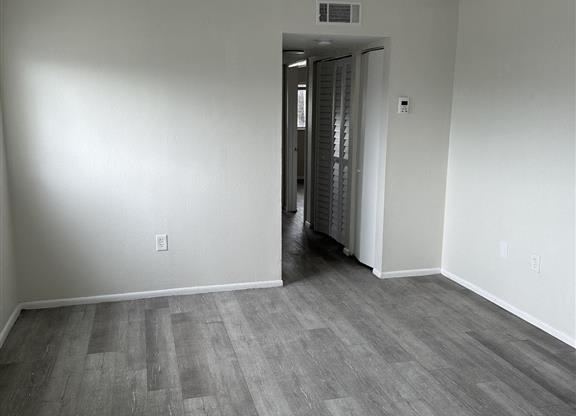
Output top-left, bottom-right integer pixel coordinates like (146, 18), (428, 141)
(317, 2), (361, 24)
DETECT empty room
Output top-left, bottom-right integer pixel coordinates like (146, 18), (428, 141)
(0, 0), (575, 415)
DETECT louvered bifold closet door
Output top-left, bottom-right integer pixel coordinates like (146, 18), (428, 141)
(314, 60), (335, 235)
(330, 58), (352, 245)
(314, 57), (352, 245)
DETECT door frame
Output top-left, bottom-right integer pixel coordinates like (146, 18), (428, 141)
(284, 65), (299, 213)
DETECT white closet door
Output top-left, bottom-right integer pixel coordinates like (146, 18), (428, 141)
(355, 49), (385, 267)
(314, 57), (352, 245)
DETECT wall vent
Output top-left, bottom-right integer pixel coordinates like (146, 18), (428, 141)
(317, 2), (361, 24)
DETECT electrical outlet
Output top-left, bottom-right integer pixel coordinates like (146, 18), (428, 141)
(499, 241), (508, 259)
(156, 234), (168, 251)
(530, 255), (541, 273)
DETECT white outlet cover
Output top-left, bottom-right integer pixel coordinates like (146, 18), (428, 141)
(156, 234), (168, 251)
(530, 255), (541, 273)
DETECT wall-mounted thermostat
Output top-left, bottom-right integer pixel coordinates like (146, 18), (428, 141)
(398, 97), (410, 113)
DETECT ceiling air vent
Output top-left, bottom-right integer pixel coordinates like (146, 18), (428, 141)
(317, 2), (361, 24)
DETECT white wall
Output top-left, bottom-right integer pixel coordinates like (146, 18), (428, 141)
(0, 100), (18, 338)
(443, 0), (576, 343)
(0, 0), (18, 342)
(1, 0), (459, 302)
(2, 0), (284, 301)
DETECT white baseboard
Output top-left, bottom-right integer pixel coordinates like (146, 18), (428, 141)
(19, 280), (284, 310)
(375, 268), (441, 279)
(1, 280), (283, 347)
(441, 269), (575, 348)
(0, 304), (22, 348)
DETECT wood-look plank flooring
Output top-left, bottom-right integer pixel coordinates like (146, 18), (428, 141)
(1, 186), (575, 415)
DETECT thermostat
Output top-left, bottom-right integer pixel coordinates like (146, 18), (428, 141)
(398, 97), (410, 113)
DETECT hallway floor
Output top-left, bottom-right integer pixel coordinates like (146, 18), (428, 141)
(0, 186), (574, 415)
(282, 183), (359, 285)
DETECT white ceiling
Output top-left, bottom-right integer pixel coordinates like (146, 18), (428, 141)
(283, 33), (384, 57)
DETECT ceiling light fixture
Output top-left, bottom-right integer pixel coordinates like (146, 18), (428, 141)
(288, 60), (307, 68)
(316, 40), (332, 46)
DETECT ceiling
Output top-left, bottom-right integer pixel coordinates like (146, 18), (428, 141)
(283, 33), (384, 57)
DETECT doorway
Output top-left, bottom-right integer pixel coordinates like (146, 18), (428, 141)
(282, 33), (389, 281)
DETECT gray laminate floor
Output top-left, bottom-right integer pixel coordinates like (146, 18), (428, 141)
(1, 187), (575, 415)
